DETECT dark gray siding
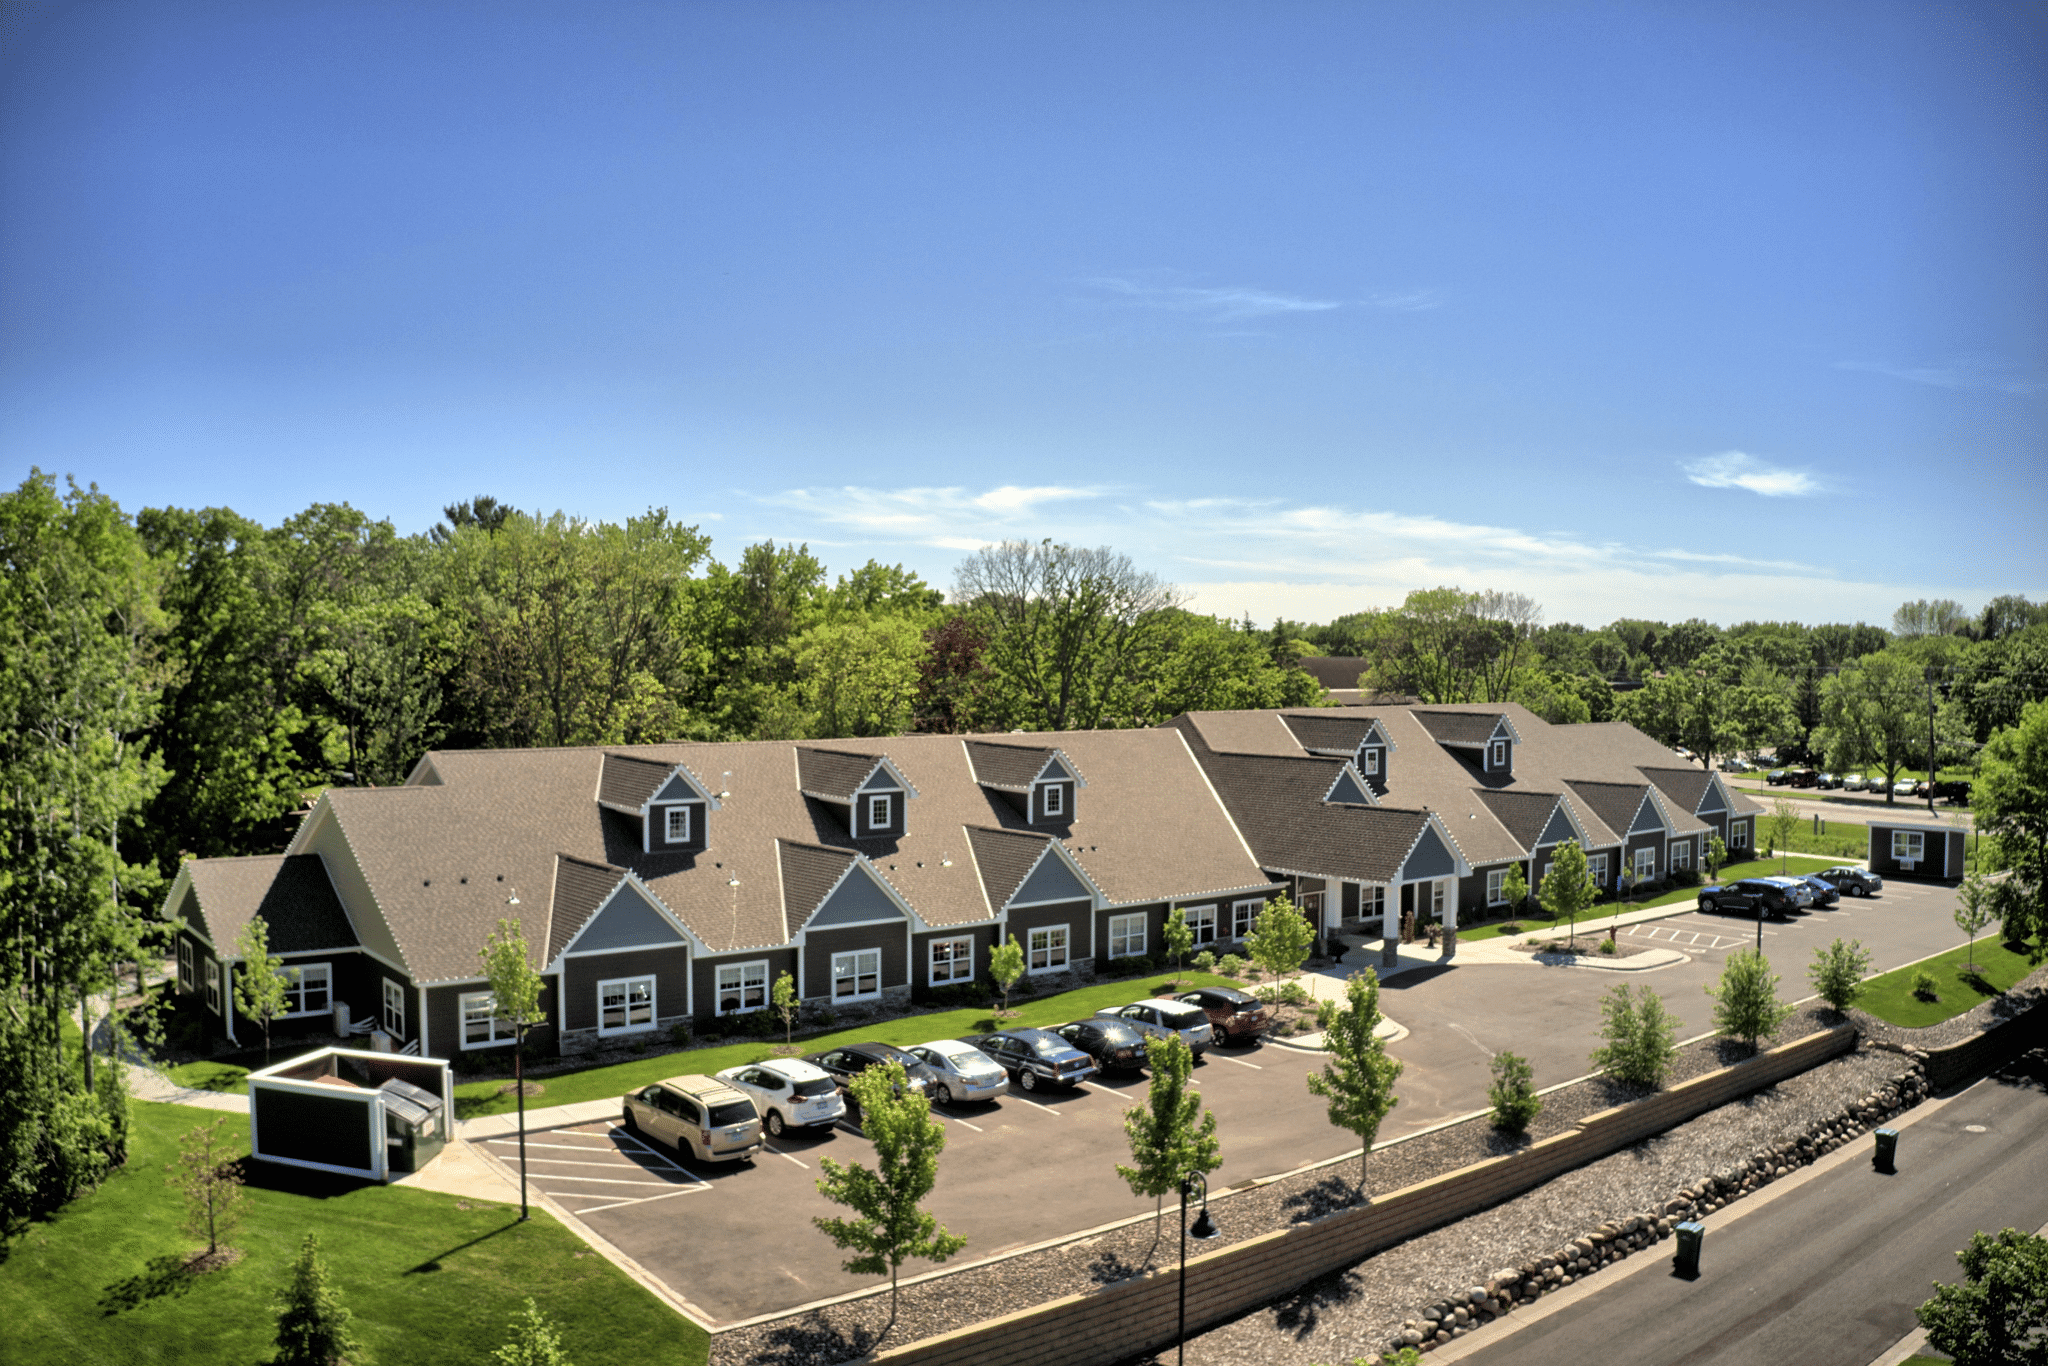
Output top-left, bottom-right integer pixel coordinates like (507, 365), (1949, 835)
(850, 785), (907, 839)
(426, 975), (559, 1055)
(911, 924), (997, 995)
(563, 945), (691, 1031)
(1093, 902), (1164, 964)
(1400, 825), (1458, 881)
(1006, 896), (1091, 966)
(803, 923), (908, 1000)
(691, 947), (799, 1022)
(648, 800), (707, 853)
(1357, 744), (1387, 796)
(1033, 780), (1076, 825)
(253, 1086), (375, 1172)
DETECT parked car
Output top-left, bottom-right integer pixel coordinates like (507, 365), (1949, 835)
(1927, 780), (1972, 805)
(1791, 874), (1840, 908)
(960, 1028), (1097, 1091)
(1765, 769), (1791, 786)
(1841, 773), (1866, 792)
(622, 1075), (763, 1163)
(1817, 866), (1884, 897)
(1814, 772), (1839, 790)
(1891, 779), (1918, 798)
(713, 1059), (846, 1138)
(800, 1041), (936, 1116)
(1697, 878), (1803, 918)
(1789, 769), (1819, 789)
(1173, 985), (1273, 1046)
(906, 1039), (1010, 1106)
(1095, 998), (1216, 1058)
(1719, 758), (1754, 773)
(1052, 1018), (1150, 1073)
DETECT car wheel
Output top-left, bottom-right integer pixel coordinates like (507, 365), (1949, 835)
(1697, 897), (1711, 912)
(1851, 885), (1867, 898)
(934, 1083), (953, 1106)
(1021, 1069), (1040, 1092)
(765, 1110), (786, 1138)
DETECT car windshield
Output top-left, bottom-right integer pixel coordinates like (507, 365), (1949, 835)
(791, 1077), (837, 1098)
(708, 1100), (755, 1127)
(1160, 1008), (1206, 1030)
(1032, 1038), (1070, 1058)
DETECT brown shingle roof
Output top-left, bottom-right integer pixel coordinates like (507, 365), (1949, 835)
(795, 748), (886, 802)
(1412, 710), (1503, 745)
(546, 854), (627, 961)
(777, 841), (858, 928)
(186, 854), (358, 955)
(1280, 713), (1380, 754)
(964, 826), (1055, 909)
(598, 752), (676, 810)
(1564, 780), (1655, 838)
(962, 741), (1054, 791)
(1476, 789), (1570, 849)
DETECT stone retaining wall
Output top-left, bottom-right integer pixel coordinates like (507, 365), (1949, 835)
(1919, 1000), (2048, 1090)
(869, 1026), (1857, 1366)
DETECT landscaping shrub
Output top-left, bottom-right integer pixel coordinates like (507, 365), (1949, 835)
(1598, 938), (1617, 955)
(1314, 999), (1337, 1032)
(1215, 954), (1246, 978)
(1674, 867), (1703, 887)
(667, 1022), (692, 1047)
(1912, 968), (1940, 1002)
(738, 1009), (776, 1038)
(1192, 950), (1217, 974)
(1488, 1051), (1541, 1135)
(1589, 983), (1680, 1088)
(1808, 938), (1872, 1013)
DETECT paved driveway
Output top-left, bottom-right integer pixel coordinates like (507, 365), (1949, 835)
(472, 878), (1969, 1324)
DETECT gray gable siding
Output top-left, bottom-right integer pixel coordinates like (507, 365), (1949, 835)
(1400, 825), (1458, 881)
(1696, 783), (1727, 814)
(808, 867), (905, 928)
(1326, 770), (1372, 805)
(654, 773), (701, 803)
(573, 884), (685, 953)
(1627, 796), (1666, 835)
(1042, 756), (1075, 783)
(1009, 853), (1092, 907)
(857, 767), (898, 793)
(1536, 805), (1578, 848)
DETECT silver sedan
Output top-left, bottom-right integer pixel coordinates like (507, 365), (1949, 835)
(907, 1039), (1009, 1105)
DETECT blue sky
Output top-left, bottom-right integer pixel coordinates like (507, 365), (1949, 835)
(2, 0), (2043, 627)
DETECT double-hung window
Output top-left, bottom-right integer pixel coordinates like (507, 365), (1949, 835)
(929, 936), (975, 985)
(381, 979), (407, 1037)
(1586, 854), (1608, 886)
(716, 960), (769, 1014)
(1729, 823), (1748, 849)
(280, 963), (332, 1016)
(1362, 749), (1379, 775)
(1491, 740), (1508, 768)
(832, 949), (881, 1002)
(178, 938), (195, 992)
(1429, 881), (1446, 917)
(1232, 899), (1265, 939)
(1486, 870), (1507, 906)
(1892, 830), (1925, 865)
(1634, 846), (1657, 880)
(1027, 926), (1068, 973)
(1186, 905), (1218, 944)
(461, 991), (516, 1047)
(599, 976), (656, 1035)
(1042, 784), (1063, 817)
(666, 806), (690, 842)
(1669, 841), (1692, 871)
(867, 794), (893, 830)
(1108, 914), (1146, 959)
(203, 958), (221, 1015)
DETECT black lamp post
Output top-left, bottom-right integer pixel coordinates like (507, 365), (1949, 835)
(1177, 1171), (1222, 1365)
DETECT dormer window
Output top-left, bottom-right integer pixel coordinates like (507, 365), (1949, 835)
(666, 806), (691, 843)
(1043, 784), (1064, 817)
(1363, 749), (1379, 776)
(1490, 740), (1508, 769)
(868, 794), (893, 829)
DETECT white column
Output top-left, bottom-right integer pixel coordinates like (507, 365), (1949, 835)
(1443, 877), (1460, 958)
(1380, 884), (1399, 970)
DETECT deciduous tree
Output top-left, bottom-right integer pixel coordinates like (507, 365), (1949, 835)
(989, 935), (1025, 1016)
(1589, 984), (1679, 1087)
(167, 1115), (245, 1259)
(1539, 841), (1597, 948)
(232, 918), (289, 1063)
(1976, 699), (2048, 945)
(480, 917), (549, 1221)
(1707, 950), (1795, 1054)
(1807, 938), (1872, 1014)
(1119, 1033), (1222, 1237)
(1306, 971), (1403, 1195)
(1915, 1226), (2048, 1366)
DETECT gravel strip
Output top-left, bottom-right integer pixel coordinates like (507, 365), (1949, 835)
(710, 1005), (1855, 1366)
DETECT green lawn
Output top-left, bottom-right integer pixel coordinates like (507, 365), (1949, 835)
(1852, 935), (2045, 1028)
(164, 1060), (254, 1093)
(0, 1101), (703, 1366)
(450, 971), (1246, 1118)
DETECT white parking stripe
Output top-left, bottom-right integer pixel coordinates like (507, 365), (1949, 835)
(572, 1185), (711, 1214)
(1004, 1091), (1061, 1114)
(486, 1139), (631, 1154)
(1082, 1080), (1126, 1095)
(516, 1157), (683, 1171)
(524, 1173), (681, 1187)
(764, 1144), (808, 1170)
(949, 1116), (984, 1132)
(1209, 1053), (1262, 1070)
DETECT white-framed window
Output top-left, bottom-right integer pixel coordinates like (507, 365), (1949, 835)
(203, 958), (221, 1015)
(599, 975), (656, 1035)
(1363, 885), (1386, 920)
(1186, 905), (1218, 945)
(1109, 913), (1147, 958)
(1362, 749), (1379, 775)
(1429, 881), (1446, 917)
(1729, 822), (1748, 849)
(1892, 830), (1925, 864)
(1542, 862), (1554, 883)
(1491, 740), (1508, 768)
(716, 960), (769, 1014)
(929, 936), (975, 985)
(382, 978), (406, 1037)
(1634, 846), (1657, 880)
(1486, 870), (1507, 906)
(1669, 841), (1693, 870)
(1027, 926), (1068, 973)
(1042, 784), (1063, 817)
(1232, 898), (1265, 938)
(832, 948), (882, 1001)
(666, 805), (690, 842)
(461, 991), (517, 1048)
(1586, 854), (1608, 886)
(867, 794), (893, 829)
(279, 963), (332, 1017)
(178, 938), (195, 992)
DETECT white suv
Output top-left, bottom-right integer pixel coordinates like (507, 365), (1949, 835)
(1095, 998), (1215, 1059)
(714, 1059), (847, 1137)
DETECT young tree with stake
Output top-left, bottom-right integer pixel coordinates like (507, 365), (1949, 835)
(1162, 904), (1195, 985)
(1704, 832), (1729, 884)
(1117, 1033), (1221, 1244)
(1500, 864), (1528, 917)
(1245, 893), (1315, 991)
(1766, 796), (1800, 872)
(813, 1061), (966, 1340)
(1954, 875), (1996, 973)
(232, 917), (289, 1064)
(1304, 969), (1403, 1199)
(1539, 841), (1597, 949)
(480, 915), (549, 1222)
(166, 1114), (245, 1261)
(989, 934), (1025, 1017)
(772, 970), (799, 1045)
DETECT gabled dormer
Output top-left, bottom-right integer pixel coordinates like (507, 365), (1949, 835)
(596, 752), (720, 854)
(1353, 718), (1395, 795)
(963, 740), (1088, 827)
(1281, 713), (1396, 797)
(1413, 710), (1519, 779)
(796, 748), (919, 840)
(1321, 762), (1379, 807)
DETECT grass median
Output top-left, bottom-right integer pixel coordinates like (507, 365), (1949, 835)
(1854, 936), (2046, 1028)
(0, 1100), (702, 1366)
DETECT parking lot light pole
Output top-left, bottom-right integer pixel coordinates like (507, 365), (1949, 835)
(1177, 1171), (1221, 1366)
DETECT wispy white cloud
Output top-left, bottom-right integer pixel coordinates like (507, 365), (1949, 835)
(1835, 357), (2048, 395)
(1085, 276), (1340, 321)
(1363, 288), (1444, 312)
(1680, 451), (1819, 498)
(757, 483), (1111, 539)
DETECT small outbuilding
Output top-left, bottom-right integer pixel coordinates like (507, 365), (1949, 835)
(247, 1046), (453, 1182)
(1867, 822), (1968, 881)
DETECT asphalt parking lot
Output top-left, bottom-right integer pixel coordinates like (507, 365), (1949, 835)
(475, 877), (1971, 1325)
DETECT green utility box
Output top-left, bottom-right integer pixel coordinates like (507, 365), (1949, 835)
(1874, 1128), (1899, 1173)
(1673, 1221), (1705, 1277)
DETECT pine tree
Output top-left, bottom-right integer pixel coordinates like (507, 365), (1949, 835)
(1117, 1033), (1222, 1244)
(272, 1234), (362, 1366)
(1304, 970), (1402, 1197)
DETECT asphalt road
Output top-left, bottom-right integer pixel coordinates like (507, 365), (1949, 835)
(1724, 776), (1975, 830)
(482, 878), (1969, 1323)
(1452, 1049), (2048, 1366)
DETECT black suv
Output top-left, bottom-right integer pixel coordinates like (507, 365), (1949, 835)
(1926, 780), (1972, 806)
(1697, 878), (1801, 917)
(1052, 1018), (1149, 1074)
(1816, 866), (1884, 898)
(800, 1042), (937, 1114)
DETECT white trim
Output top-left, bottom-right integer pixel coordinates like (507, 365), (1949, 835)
(547, 866), (708, 971)
(1485, 869), (1507, 906)
(865, 791), (896, 833)
(666, 805), (692, 843)
(178, 937), (195, 992)
(563, 939), (692, 959)
(204, 957), (222, 1015)
(928, 935), (976, 986)
(1668, 839), (1693, 870)
(1025, 924), (1070, 975)
(1108, 912), (1147, 959)
(1729, 820), (1750, 850)
(1320, 762), (1379, 807)
(459, 990), (518, 1049)
(381, 978), (407, 1037)
(596, 974), (658, 1037)
(1361, 748), (1380, 776)
(1489, 739), (1509, 771)
(1184, 903), (1218, 946)
(1232, 897), (1266, 939)
(1891, 829), (1925, 862)
(418, 983), (430, 1057)
(829, 948), (883, 1003)
(794, 849), (930, 935)
(1040, 782), (1064, 818)
(714, 959), (771, 1015)
(1633, 845), (1658, 880)
(277, 962), (333, 1018)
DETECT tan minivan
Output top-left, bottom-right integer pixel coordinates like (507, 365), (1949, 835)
(622, 1075), (763, 1164)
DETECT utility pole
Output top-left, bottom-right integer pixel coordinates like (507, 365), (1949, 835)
(1926, 679), (1938, 817)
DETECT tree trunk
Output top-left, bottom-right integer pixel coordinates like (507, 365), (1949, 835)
(81, 988), (94, 1090)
